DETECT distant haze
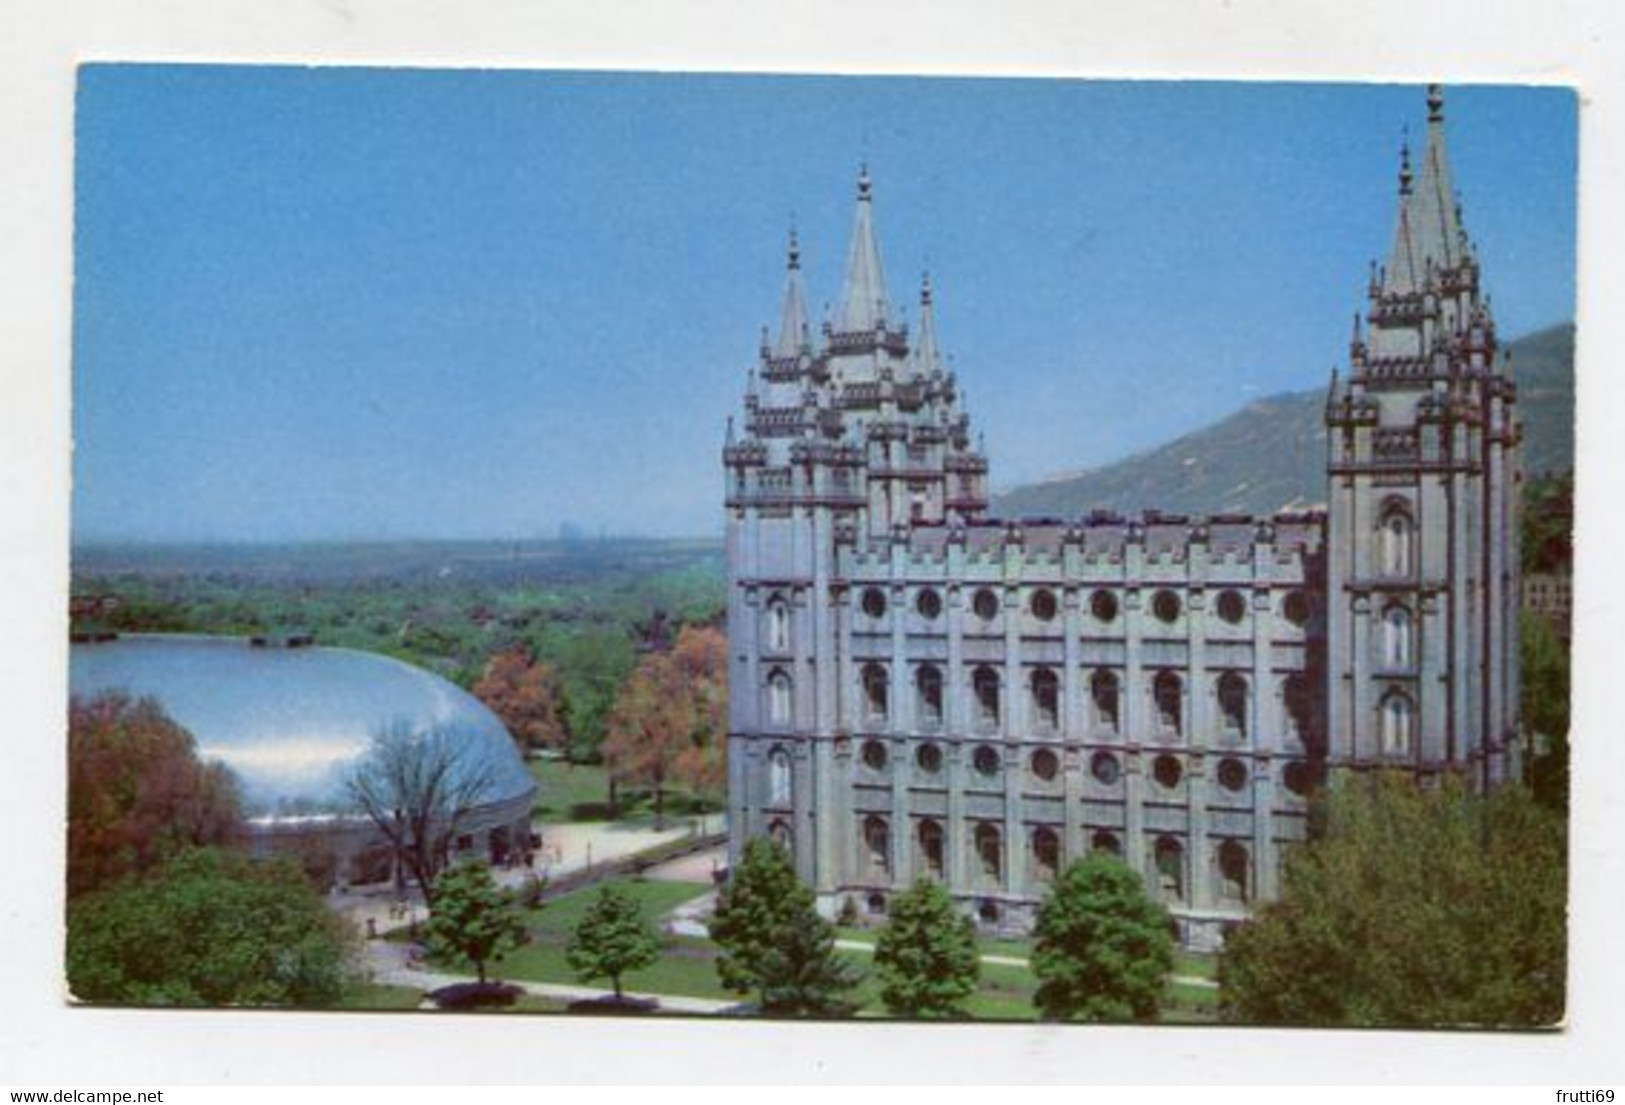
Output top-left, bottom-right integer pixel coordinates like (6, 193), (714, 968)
(73, 68), (1577, 542)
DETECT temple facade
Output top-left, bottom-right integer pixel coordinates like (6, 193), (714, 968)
(721, 86), (1520, 947)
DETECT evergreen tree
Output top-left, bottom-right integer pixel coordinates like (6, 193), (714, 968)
(709, 836), (862, 1015)
(873, 879), (980, 1019)
(1030, 854), (1175, 1022)
(756, 902), (864, 1018)
(421, 862), (528, 986)
(566, 884), (661, 999)
(1219, 772), (1566, 1028)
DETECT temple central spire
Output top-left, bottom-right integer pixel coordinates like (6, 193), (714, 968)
(836, 165), (891, 333)
(1382, 84), (1467, 295)
(774, 227), (809, 358)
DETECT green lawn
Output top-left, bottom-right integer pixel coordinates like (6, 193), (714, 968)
(338, 982), (427, 1010)
(528, 758), (613, 821)
(416, 873), (1223, 1022)
(527, 759), (722, 825)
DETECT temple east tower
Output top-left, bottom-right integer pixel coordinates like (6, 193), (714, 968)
(1325, 85), (1521, 787)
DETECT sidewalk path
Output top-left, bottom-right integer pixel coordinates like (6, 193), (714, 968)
(830, 938), (1220, 990)
(364, 940), (738, 1014)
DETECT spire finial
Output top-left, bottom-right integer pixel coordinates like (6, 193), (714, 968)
(857, 162), (872, 202)
(1398, 129), (1413, 196)
(1427, 83), (1444, 124)
(921, 270), (933, 306)
(787, 225), (800, 271)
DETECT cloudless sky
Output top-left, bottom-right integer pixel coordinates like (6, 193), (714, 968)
(72, 66), (1576, 543)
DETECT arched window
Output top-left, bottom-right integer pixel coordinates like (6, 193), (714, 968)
(1217, 672), (1248, 738)
(862, 662), (889, 722)
(1380, 505), (1415, 578)
(974, 822), (1002, 883)
(1091, 670), (1120, 732)
(1032, 826), (1061, 882)
(1217, 840), (1249, 904)
(1382, 604), (1413, 669)
(1031, 667), (1059, 731)
(1154, 670), (1183, 736)
(915, 664), (943, 727)
(917, 819), (945, 879)
(768, 818), (792, 852)
(973, 666), (1001, 728)
(767, 668), (792, 727)
(863, 815), (890, 878)
(1154, 836), (1185, 903)
(1380, 691), (1415, 756)
(766, 597), (790, 653)
(767, 745), (792, 807)
(1283, 673), (1312, 743)
(1091, 830), (1122, 857)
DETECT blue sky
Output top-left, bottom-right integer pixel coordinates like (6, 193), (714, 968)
(72, 67), (1576, 542)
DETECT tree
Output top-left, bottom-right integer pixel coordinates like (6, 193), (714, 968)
(709, 836), (861, 1015)
(344, 722), (499, 904)
(421, 861), (528, 987)
(472, 647), (568, 754)
(68, 692), (243, 899)
(602, 625), (728, 827)
(756, 901), (865, 1017)
(66, 847), (357, 1007)
(1521, 611), (1571, 813)
(1030, 854), (1175, 1022)
(1219, 772), (1566, 1028)
(873, 878), (981, 1019)
(565, 883), (661, 999)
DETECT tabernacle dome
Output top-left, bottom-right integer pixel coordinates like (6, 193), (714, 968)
(69, 634), (538, 886)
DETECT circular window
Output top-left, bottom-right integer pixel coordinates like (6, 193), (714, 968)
(1030, 588), (1058, 622)
(1153, 753), (1184, 789)
(1152, 589), (1182, 623)
(862, 587), (888, 618)
(977, 900), (1001, 925)
(861, 739), (888, 771)
(915, 588), (942, 619)
(973, 588), (1000, 621)
(973, 745), (1001, 776)
(1217, 757), (1249, 792)
(1090, 589), (1119, 622)
(1089, 750), (1121, 786)
(1283, 761), (1316, 796)
(1216, 589), (1247, 625)
(1282, 590), (1311, 627)
(915, 742), (942, 774)
(1030, 747), (1059, 782)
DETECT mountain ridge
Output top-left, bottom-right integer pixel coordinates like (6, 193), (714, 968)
(991, 323), (1574, 520)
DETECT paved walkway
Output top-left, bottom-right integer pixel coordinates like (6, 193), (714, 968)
(829, 937), (1220, 990)
(365, 936), (739, 1014)
(330, 815), (726, 939)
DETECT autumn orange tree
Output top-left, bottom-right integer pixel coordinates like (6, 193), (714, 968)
(602, 625), (727, 828)
(472, 647), (568, 754)
(68, 692), (244, 898)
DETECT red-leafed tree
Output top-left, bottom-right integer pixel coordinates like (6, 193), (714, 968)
(68, 692), (244, 899)
(472, 647), (568, 754)
(602, 625), (727, 827)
